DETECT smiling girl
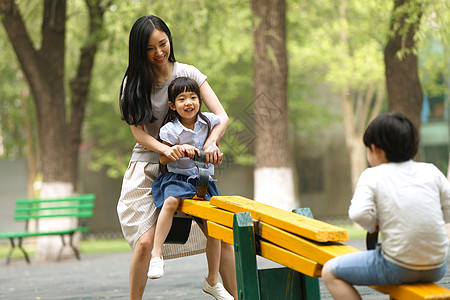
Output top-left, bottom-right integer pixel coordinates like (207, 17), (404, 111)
(148, 77), (232, 299)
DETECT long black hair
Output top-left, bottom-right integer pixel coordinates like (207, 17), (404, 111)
(119, 15), (176, 125)
(163, 77), (211, 141)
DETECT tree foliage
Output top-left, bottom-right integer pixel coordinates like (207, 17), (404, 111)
(0, 0), (448, 181)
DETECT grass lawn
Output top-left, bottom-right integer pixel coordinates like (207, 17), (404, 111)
(337, 223), (366, 239)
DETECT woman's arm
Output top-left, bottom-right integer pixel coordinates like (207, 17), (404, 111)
(200, 80), (229, 164)
(130, 125), (185, 162)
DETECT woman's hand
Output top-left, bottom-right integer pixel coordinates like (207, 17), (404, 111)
(204, 141), (223, 166)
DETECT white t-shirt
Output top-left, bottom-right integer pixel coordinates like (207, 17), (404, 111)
(159, 112), (220, 178)
(349, 160), (450, 270)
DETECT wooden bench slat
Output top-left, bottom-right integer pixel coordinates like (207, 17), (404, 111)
(16, 194), (95, 204)
(260, 241), (322, 278)
(14, 212), (93, 220)
(207, 221), (234, 244)
(211, 196), (348, 242)
(372, 283), (450, 300)
(258, 221), (359, 265)
(0, 227), (88, 239)
(15, 204), (94, 212)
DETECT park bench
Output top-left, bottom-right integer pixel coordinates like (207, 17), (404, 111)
(0, 193), (95, 264)
(177, 195), (450, 300)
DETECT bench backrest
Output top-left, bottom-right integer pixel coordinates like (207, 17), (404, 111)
(14, 193), (95, 221)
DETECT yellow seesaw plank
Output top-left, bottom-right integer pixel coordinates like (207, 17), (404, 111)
(207, 221), (234, 244)
(260, 241), (322, 278)
(372, 283), (450, 300)
(257, 221), (359, 265)
(207, 220), (321, 278)
(178, 199), (234, 227)
(211, 196), (348, 242)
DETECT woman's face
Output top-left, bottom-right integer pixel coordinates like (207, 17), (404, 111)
(146, 29), (170, 68)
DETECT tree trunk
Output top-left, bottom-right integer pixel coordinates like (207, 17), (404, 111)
(18, 71), (39, 199)
(0, 0), (73, 261)
(19, 71), (40, 233)
(68, 0), (106, 188)
(251, 0), (296, 210)
(0, 0), (106, 261)
(384, 0), (423, 160)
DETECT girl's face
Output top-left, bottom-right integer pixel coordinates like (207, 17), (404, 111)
(169, 90), (200, 124)
(147, 29), (170, 68)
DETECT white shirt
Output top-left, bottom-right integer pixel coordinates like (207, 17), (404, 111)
(159, 112), (220, 178)
(349, 160), (450, 270)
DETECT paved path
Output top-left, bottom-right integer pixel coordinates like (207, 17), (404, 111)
(1, 239), (449, 299)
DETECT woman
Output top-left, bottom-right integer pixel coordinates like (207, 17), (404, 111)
(117, 15), (237, 300)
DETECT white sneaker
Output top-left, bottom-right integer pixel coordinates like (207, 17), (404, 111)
(147, 257), (164, 279)
(202, 279), (234, 300)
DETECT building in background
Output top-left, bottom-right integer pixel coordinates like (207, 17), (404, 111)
(421, 93), (449, 175)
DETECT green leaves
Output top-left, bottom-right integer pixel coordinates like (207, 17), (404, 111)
(1, 0), (448, 177)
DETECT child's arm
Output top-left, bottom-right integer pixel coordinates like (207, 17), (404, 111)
(348, 172), (378, 233)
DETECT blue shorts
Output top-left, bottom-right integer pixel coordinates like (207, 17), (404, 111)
(326, 248), (446, 286)
(152, 172), (220, 209)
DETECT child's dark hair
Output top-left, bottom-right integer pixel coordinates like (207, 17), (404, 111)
(164, 77), (211, 141)
(120, 15), (176, 125)
(363, 112), (418, 162)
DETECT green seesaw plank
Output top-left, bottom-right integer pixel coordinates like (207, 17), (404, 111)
(211, 196), (348, 242)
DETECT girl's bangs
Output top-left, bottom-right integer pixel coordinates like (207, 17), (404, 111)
(171, 79), (200, 98)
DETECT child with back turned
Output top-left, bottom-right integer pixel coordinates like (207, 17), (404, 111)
(322, 112), (450, 300)
(147, 76), (233, 300)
